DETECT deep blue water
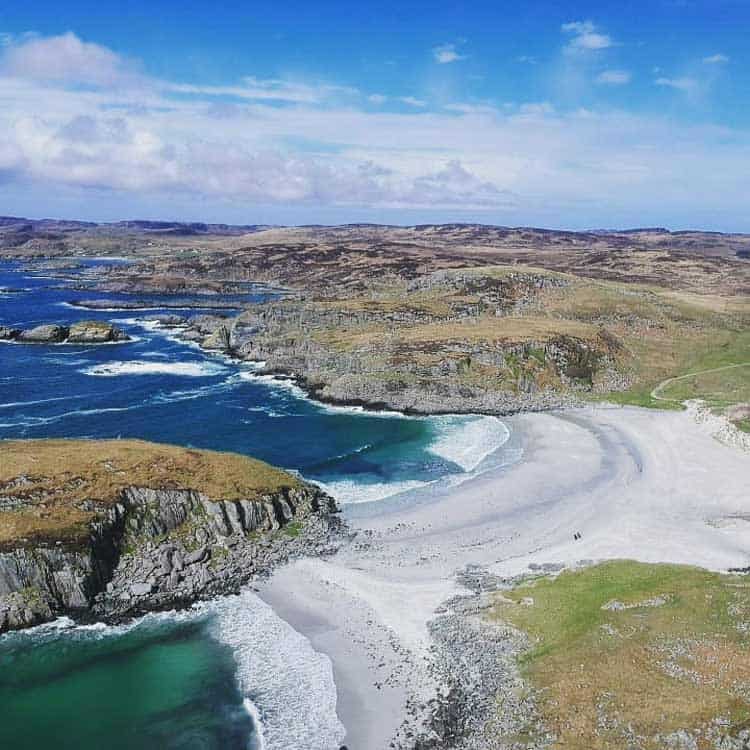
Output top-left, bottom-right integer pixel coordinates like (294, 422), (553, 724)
(0, 257), (512, 749)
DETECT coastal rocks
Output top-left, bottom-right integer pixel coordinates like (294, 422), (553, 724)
(67, 321), (130, 343)
(9, 321), (130, 345)
(403, 570), (551, 750)
(18, 324), (69, 343)
(0, 483), (339, 633)
(0, 326), (21, 340)
(202, 324), (232, 351)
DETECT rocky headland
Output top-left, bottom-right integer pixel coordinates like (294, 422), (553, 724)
(0, 439), (339, 633)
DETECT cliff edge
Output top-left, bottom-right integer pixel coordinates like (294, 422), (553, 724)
(0, 439), (338, 632)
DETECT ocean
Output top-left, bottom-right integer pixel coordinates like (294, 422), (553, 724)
(0, 258), (514, 749)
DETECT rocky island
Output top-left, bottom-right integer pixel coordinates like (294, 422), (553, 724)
(0, 320), (130, 344)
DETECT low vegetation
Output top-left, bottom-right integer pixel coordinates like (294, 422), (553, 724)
(0, 439), (300, 548)
(492, 561), (750, 748)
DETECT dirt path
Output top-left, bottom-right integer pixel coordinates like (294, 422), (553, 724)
(650, 363), (750, 403)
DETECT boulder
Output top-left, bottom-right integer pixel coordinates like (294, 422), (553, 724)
(18, 324), (69, 343)
(67, 320), (129, 343)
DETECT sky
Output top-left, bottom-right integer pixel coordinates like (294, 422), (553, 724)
(0, 1), (748, 230)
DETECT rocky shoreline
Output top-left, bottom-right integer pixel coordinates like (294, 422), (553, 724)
(0, 444), (342, 633)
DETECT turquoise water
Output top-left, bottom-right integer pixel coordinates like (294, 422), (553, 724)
(0, 615), (257, 749)
(0, 258), (513, 748)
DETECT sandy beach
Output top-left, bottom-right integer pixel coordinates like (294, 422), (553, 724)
(258, 404), (750, 748)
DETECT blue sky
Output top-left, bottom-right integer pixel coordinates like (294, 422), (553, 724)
(0, 1), (748, 229)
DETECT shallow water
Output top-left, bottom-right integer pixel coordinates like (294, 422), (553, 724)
(0, 614), (257, 750)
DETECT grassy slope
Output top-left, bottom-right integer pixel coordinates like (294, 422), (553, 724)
(492, 561), (750, 748)
(537, 278), (750, 410)
(0, 439), (300, 548)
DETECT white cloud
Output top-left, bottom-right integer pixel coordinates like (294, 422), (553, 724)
(562, 20), (613, 52)
(596, 69), (631, 85)
(433, 43), (465, 64)
(703, 53), (729, 65)
(368, 93), (387, 104)
(516, 55), (537, 65)
(655, 76), (699, 94)
(0, 31), (138, 86)
(166, 77), (356, 104)
(399, 96), (426, 107)
(445, 103), (497, 115)
(0, 31), (749, 224)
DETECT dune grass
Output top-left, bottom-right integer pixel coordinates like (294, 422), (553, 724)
(492, 561), (750, 748)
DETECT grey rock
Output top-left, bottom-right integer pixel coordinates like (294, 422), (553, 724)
(0, 480), (339, 633)
(130, 582), (153, 597)
(18, 324), (69, 343)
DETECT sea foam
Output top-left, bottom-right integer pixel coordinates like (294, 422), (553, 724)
(82, 360), (226, 377)
(204, 590), (346, 750)
(427, 414), (511, 472)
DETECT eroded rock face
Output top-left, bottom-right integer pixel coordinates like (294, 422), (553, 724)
(0, 484), (338, 633)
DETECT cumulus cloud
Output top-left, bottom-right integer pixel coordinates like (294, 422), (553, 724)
(596, 69), (631, 85)
(0, 31), (138, 86)
(703, 53), (729, 65)
(561, 21), (613, 52)
(433, 43), (465, 64)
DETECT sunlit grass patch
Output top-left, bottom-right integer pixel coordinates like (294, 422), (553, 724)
(491, 561), (750, 748)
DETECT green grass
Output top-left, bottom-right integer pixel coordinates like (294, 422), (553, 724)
(597, 326), (750, 410)
(491, 561), (750, 748)
(282, 520), (302, 538)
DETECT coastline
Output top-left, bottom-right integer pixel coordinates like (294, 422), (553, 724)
(258, 404), (750, 748)
(4, 265), (749, 748)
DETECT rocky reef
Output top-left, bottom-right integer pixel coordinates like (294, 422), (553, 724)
(0, 320), (130, 344)
(0, 440), (338, 632)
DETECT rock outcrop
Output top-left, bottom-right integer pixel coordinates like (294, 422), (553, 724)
(67, 320), (130, 343)
(8, 320), (129, 344)
(18, 324), (70, 343)
(0, 440), (339, 633)
(0, 482), (336, 632)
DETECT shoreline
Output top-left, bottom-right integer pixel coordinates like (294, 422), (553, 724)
(258, 404), (749, 748)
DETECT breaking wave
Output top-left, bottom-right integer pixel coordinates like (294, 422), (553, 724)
(82, 360), (227, 377)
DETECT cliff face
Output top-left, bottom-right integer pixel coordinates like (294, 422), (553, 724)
(0, 481), (336, 633)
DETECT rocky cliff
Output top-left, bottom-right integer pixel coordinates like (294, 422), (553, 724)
(0, 440), (338, 633)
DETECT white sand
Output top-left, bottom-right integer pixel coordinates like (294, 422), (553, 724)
(258, 405), (750, 749)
